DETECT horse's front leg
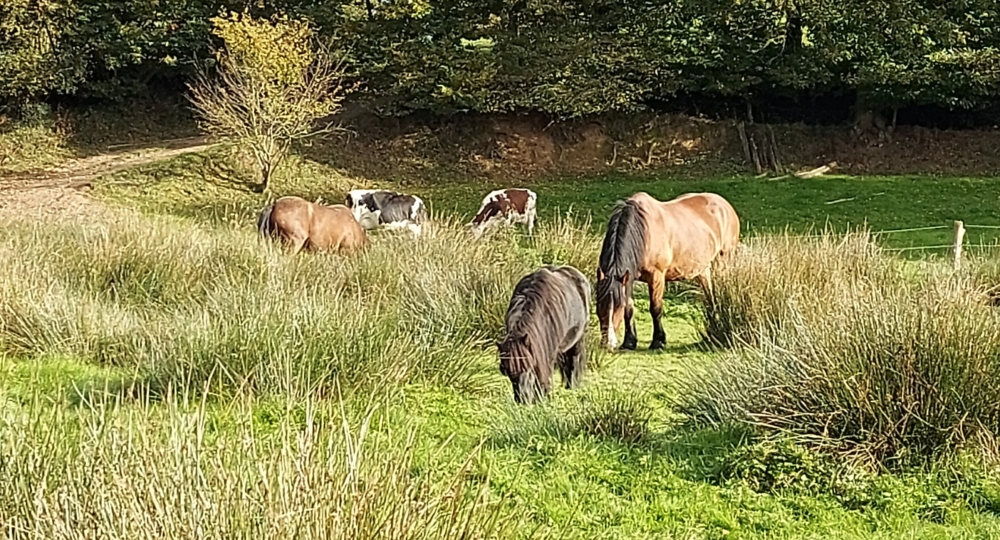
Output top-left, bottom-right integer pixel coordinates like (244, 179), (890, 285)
(536, 364), (553, 399)
(622, 296), (638, 350)
(648, 274), (667, 350)
(560, 338), (587, 389)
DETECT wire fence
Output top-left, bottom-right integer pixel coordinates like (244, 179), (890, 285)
(781, 221), (1000, 261)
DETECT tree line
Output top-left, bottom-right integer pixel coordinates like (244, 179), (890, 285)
(3, 0), (999, 121)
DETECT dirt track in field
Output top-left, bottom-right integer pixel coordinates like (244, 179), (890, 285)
(0, 136), (218, 220)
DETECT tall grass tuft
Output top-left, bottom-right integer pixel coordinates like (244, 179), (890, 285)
(702, 231), (891, 347)
(490, 389), (652, 447)
(0, 213), (591, 397)
(0, 213), (608, 396)
(529, 211), (601, 275)
(688, 231), (1000, 465)
(0, 392), (521, 539)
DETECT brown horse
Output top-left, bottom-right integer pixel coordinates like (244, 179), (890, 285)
(257, 196), (369, 254)
(596, 192), (739, 351)
(498, 265), (590, 404)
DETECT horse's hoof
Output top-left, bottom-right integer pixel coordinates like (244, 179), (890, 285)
(621, 340), (638, 351)
(649, 340), (666, 350)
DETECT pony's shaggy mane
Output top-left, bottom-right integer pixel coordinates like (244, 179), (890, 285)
(597, 199), (647, 310)
(501, 270), (581, 376)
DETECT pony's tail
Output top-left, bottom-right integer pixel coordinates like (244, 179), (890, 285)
(257, 203), (275, 237)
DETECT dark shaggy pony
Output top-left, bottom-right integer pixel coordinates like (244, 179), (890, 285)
(498, 265), (590, 404)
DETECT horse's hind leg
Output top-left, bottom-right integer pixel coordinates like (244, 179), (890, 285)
(695, 266), (714, 302)
(648, 273), (667, 350)
(284, 234), (308, 255)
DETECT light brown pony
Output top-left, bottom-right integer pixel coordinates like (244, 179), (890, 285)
(596, 192), (739, 351)
(257, 196), (369, 254)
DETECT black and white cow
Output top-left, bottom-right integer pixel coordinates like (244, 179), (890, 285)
(469, 188), (537, 238)
(345, 189), (428, 237)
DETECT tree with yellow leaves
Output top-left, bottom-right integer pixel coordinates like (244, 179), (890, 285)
(188, 12), (347, 191)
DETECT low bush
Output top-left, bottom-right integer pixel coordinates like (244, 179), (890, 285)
(688, 231), (1000, 465)
(714, 435), (869, 497)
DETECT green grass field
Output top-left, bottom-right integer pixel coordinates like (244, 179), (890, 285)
(5, 146), (1000, 538)
(94, 147), (1000, 252)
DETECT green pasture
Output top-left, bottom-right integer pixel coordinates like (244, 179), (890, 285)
(94, 148), (1000, 253)
(3, 150), (1000, 538)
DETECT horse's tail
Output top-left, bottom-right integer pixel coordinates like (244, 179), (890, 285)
(597, 199), (647, 306)
(257, 203), (275, 237)
(414, 197), (429, 223)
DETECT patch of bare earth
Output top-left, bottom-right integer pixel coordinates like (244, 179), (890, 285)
(312, 112), (1000, 180)
(0, 136), (217, 221)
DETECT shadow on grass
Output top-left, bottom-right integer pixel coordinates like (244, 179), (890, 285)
(67, 372), (169, 407)
(1, 355), (170, 409)
(485, 395), (751, 487)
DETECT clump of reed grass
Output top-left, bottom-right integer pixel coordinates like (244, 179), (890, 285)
(0, 392), (520, 539)
(528, 211), (601, 275)
(489, 388), (652, 446)
(0, 212), (607, 398)
(0, 213), (595, 397)
(688, 231), (1000, 465)
(702, 230), (891, 348)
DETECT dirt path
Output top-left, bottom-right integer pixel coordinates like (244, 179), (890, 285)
(0, 136), (218, 220)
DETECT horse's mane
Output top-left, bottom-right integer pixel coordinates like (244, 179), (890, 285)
(597, 199), (647, 309)
(501, 271), (571, 374)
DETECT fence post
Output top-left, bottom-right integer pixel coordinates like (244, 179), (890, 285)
(953, 220), (966, 270)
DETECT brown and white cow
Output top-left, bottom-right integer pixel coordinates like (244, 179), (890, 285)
(469, 189), (537, 238)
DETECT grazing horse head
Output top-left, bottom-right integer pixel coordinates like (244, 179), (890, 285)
(497, 335), (543, 404)
(596, 200), (646, 351)
(596, 267), (632, 351)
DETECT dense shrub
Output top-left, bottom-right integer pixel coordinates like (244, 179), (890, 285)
(189, 12), (349, 191)
(4, 0), (1000, 118)
(689, 232), (1000, 465)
